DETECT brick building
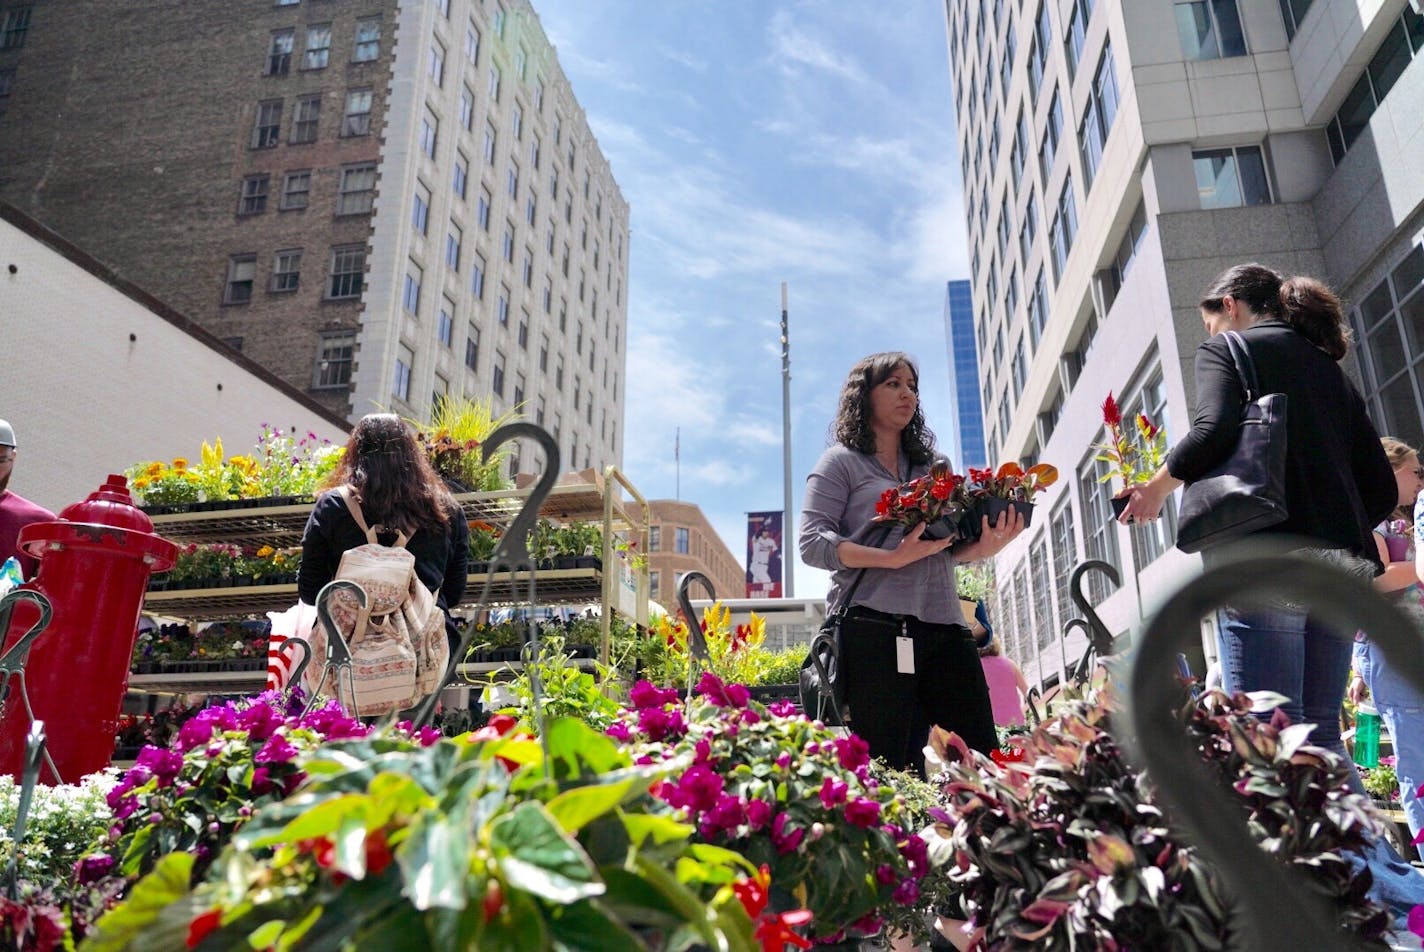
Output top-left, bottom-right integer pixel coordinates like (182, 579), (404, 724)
(0, 0), (628, 476)
(645, 500), (744, 610)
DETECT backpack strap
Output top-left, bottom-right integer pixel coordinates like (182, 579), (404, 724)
(337, 486), (410, 547)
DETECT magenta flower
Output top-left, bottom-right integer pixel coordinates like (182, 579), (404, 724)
(630, 680), (681, 709)
(768, 699), (798, 717)
(746, 798), (773, 830)
(694, 738), (712, 763)
(75, 854), (115, 885)
(638, 706), (680, 741)
(775, 752), (791, 770)
(875, 864), (898, 885)
(892, 879), (919, 905)
(844, 798), (881, 827)
(136, 745), (183, 785)
(250, 766), (274, 795)
(771, 812), (805, 854)
(834, 735), (870, 771)
(700, 793), (748, 837)
(255, 733), (298, 764)
(900, 831), (929, 879)
(819, 776), (849, 808)
(1409, 904), (1424, 939)
(237, 701), (283, 742)
(668, 764), (725, 814)
(696, 671), (750, 708)
(604, 721), (633, 742)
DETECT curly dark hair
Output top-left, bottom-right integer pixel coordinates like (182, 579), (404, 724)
(829, 352), (936, 465)
(324, 413), (453, 534)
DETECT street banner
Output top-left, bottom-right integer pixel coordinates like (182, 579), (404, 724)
(745, 511), (783, 598)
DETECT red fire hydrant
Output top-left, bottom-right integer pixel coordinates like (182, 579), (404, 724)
(0, 475), (176, 782)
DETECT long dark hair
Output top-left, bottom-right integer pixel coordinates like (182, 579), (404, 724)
(325, 414), (452, 534)
(1199, 262), (1351, 360)
(829, 352), (936, 465)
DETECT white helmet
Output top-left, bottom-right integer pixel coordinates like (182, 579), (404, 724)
(0, 419), (14, 448)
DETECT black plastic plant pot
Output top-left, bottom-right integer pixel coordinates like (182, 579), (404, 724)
(920, 515), (960, 542)
(1012, 500), (1036, 527)
(574, 556), (602, 570)
(1110, 495), (1136, 523)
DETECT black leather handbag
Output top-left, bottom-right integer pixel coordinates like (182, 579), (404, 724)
(799, 526), (891, 726)
(1175, 330), (1289, 554)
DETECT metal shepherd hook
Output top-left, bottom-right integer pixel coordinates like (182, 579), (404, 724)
(675, 571), (716, 701)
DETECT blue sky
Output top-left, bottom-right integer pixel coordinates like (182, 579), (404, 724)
(534, 1), (970, 599)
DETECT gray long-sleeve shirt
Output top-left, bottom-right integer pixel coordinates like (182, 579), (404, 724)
(799, 444), (963, 625)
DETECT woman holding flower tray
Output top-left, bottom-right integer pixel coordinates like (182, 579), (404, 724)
(800, 352), (1024, 773)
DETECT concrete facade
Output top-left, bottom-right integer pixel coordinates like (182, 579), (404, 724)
(0, 0), (627, 478)
(944, 0), (1424, 687)
(0, 203), (349, 513)
(645, 500), (745, 611)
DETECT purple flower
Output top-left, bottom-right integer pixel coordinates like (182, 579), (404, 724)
(237, 701), (283, 742)
(740, 708), (761, 725)
(693, 738), (712, 763)
(768, 699), (798, 717)
(604, 721), (633, 742)
(875, 864), (898, 885)
(849, 913), (884, 938)
(176, 717), (218, 753)
(630, 680), (681, 710)
(844, 798), (881, 828)
(298, 702), (368, 740)
(892, 879), (919, 905)
(700, 794), (747, 838)
(250, 766), (274, 795)
(112, 797), (139, 821)
(695, 672), (750, 708)
(75, 854), (114, 885)
(834, 735), (870, 771)
(256, 733), (298, 764)
(746, 798), (773, 830)
(819, 776), (849, 808)
(638, 706), (682, 741)
(395, 720), (443, 747)
(667, 764), (724, 814)
(775, 752), (791, 770)
(135, 746), (184, 785)
(771, 812), (804, 855)
(900, 831), (930, 879)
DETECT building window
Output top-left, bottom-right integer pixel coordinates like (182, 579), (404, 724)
(1126, 372), (1179, 567)
(493, 3), (507, 39)
(1064, 0), (1090, 76)
(508, 162), (520, 200)
(446, 225), (462, 271)
(465, 324), (480, 371)
(1326, 10), (1423, 163)
(522, 249), (533, 288)
(502, 223), (515, 263)
(0, 6), (30, 50)
(403, 263), (422, 315)
(534, 77), (545, 112)
(1078, 45), (1119, 188)
(676, 527), (690, 554)
(353, 17), (380, 62)
(649, 526), (661, 552)
(483, 120), (497, 164)
(224, 255), (256, 305)
(1048, 176), (1077, 282)
(1097, 200), (1149, 315)
(1020, 191), (1038, 262)
(514, 372), (525, 408)
(650, 570), (660, 599)
(315, 332), (355, 389)
(1049, 498), (1080, 626)
(1279, 0), (1315, 40)
(1193, 145), (1272, 208)
(420, 112), (438, 158)
(1353, 244), (1424, 448)
(303, 24), (331, 70)
(471, 252), (486, 299)
(1030, 534), (1055, 650)
(410, 186), (429, 237)
(338, 163), (377, 215)
(1077, 455), (1122, 604)
(488, 65), (501, 102)
(342, 89), (372, 136)
(280, 170), (311, 211)
(530, 135), (542, 170)
(498, 287), (510, 325)
(238, 174), (269, 215)
(266, 30), (294, 76)
(438, 300), (454, 347)
(1175, 0), (1247, 60)
(327, 245), (366, 299)
(453, 153), (468, 199)
(556, 356), (565, 390)
(1038, 88), (1062, 185)
(465, 24), (480, 63)
(428, 39), (445, 87)
(291, 95), (320, 144)
(251, 100), (282, 149)
(492, 351), (506, 397)
(477, 186), (492, 231)
(393, 344), (414, 402)
(270, 249), (301, 292)
(0, 68), (14, 97)
(512, 103), (524, 140)
(1029, 268), (1048, 346)
(460, 84), (474, 130)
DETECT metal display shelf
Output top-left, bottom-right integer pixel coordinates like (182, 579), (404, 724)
(143, 569), (606, 620)
(125, 658), (597, 696)
(145, 483), (634, 547)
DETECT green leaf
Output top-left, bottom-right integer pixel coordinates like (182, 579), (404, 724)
(246, 793), (369, 849)
(400, 812), (471, 910)
(489, 802), (603, 904)
(83, 852), (195, 952)
(620, 812), (695, 848)
(547, 899), (645, 952)
(478, 888), (550, 952)
(334, 810), (370, 879)
(545, 717), (625, 775)
(545, 780), (635, 833)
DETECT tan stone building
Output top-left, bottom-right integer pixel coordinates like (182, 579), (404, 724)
(0, 0), (628, 478)
(645, 500), (744, 610)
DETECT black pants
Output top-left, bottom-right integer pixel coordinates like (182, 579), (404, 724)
(840, 606), (997, 774)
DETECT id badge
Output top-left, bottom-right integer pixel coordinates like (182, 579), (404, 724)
(895, 635), (915, 674)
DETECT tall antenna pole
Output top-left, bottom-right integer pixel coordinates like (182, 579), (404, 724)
(781, 283), (795, 598)
(675, 427), (680, 500)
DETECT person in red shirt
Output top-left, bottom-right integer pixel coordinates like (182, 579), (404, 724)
(0, 420), (56, 580)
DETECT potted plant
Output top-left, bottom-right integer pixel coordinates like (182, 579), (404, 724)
(467, 520), (499, 573)
(873, 460), (967, 542)
(1094, 391), (1167, 520)
(407, 395), (519, 492)
(959, 461), (1059, 537)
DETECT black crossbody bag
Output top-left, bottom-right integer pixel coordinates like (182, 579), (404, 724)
(799, 524), (893, 726)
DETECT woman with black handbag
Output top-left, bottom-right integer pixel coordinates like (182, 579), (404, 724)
(1119, 263), (1396, 764)
(799, 352), (1024, 774)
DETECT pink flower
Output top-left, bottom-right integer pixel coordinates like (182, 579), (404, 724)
(236, 702), (283, 742)
(136, 746), (184, 785)
(666, 764), (724, 814)
(638, 706), (686, 742)
(768, 700), (798, 717)
(775, 752), (792, 770)
(604, 721), (633, 742)
(746, 798), (773, 830)
(630, 680), (681, 710)
(255, 733), (298, 764)
(771, 812), (804, 855)
(875, 864), (898, 885)
(694, 738), (712, 763)
(696, 671), (750, 708)
(250, 766), (274, 796)
(900, 831), (930, 879)
(700, 794), (748, 837)
(834, 735), (870, 771)
(75, 854), (115, 885)
(819, 776), (849, 808)
(844, 798), (881, 827)
(1409, 904), (1424, 939)
(892, 880), (919, 905)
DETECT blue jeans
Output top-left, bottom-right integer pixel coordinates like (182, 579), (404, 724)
(1354, 639), (1424, 839)
(1216, 605), (1357, 781)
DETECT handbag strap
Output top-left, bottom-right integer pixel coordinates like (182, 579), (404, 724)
(1220, 330), (1261, 402)
(831, 522), (895, 619)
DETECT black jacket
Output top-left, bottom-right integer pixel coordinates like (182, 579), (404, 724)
(1165, 319), (1395, 568)
(298, 489), (469, 613)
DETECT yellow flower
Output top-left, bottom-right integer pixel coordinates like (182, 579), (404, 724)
(200, 438), (224, 470)
(256, 546), (274, 558)
(144, 462), (164, 478)
(133, 476), (152, 490)
(172, 458), (188, 471)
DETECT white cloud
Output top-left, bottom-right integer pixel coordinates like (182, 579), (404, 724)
(659, 45), (708, 72)
(767, 9), (877, 91)
(724, 420), (782, 447)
